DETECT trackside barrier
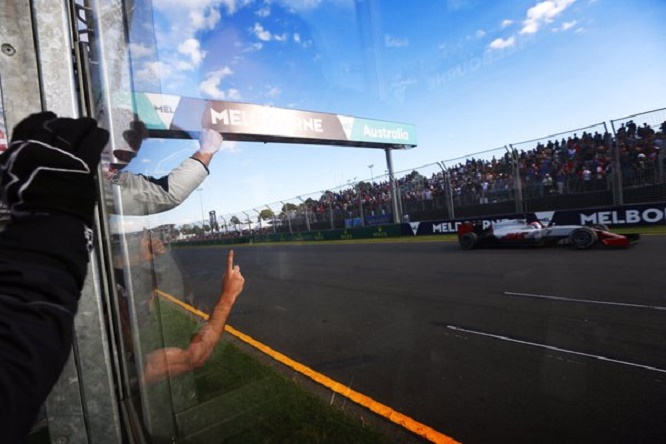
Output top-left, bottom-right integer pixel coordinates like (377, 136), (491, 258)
(175, 224), (405, 246)
(173, 202), (666, 247)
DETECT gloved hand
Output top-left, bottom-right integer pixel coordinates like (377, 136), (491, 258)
(112, 118), (149, 169)
(0, 112), (109, 226)
(198, 128), (223, 154)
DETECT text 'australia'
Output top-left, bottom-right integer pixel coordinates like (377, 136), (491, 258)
(363, 125), (410, 140)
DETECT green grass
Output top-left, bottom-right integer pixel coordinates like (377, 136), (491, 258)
(151, 301), (394, 444)
(613, 224), (666, 235)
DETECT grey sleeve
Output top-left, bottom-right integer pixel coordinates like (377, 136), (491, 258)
(114, 157), (209, 216)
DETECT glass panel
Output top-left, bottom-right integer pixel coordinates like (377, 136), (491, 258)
(96, 1), (666, 442)
(0, 86), (6, 154)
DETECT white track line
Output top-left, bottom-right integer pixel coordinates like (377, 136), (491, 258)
(504, 291), (666, 311)
(447, 325), (666, 374)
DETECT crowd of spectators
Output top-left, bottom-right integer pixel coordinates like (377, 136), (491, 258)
(307, 118), (666, 219)
(183, 117), (665, 240)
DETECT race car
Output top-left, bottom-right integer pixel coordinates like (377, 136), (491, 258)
(457, 219), (639, 250)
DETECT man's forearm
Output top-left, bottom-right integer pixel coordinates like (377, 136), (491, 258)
(187, 295), (235, 366)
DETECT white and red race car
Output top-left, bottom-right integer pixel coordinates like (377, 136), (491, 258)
(457, 219), (639, 250)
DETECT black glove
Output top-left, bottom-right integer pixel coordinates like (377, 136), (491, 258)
(0, 112), (109, 226)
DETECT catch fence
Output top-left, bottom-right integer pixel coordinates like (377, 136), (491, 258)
(195, 109), (666, 238)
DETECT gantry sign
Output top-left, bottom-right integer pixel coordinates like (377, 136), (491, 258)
(131, 92), (417, 222)
(132, 92), (417, 149)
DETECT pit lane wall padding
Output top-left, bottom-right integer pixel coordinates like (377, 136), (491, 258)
(175, 202), (665, 246)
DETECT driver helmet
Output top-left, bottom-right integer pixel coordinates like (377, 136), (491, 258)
(529, 221), (542, 229)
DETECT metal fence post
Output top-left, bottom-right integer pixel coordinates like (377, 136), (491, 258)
(507, 145), (524, 213)
(607, 122), (624, 206)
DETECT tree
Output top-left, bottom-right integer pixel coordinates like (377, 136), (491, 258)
(259, 208), (274, 221)
(230, 215), (241, 230)
(179, 223), (193, 235)
(280, 202), (298, 219)
(281, 202), (298, 213)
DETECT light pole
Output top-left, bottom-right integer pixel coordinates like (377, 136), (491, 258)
(436, 161), (455, 219)
(280, 201), (292, 234)
(347, 179), (364, 227)
(242, 211), (251, 232)
(368, 164), (374, 183)
(266, 205), (276, 233)
(322, 191), (335, 230)
(254, 208), (262, 230)
(297, 196), (311, 232)
(196, 188), (205, 232)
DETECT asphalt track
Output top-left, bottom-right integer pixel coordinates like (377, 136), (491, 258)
(170, 236), (666, 444)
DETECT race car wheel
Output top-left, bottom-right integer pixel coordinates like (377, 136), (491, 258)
(459, 232), (478, 250)
(569, 227), (597, 249)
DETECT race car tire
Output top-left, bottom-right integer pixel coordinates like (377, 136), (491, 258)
(459, 232), (478, 250)
(569, 227), (597, 249)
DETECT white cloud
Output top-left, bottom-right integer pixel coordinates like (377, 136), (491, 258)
(173, 59), (195, 71)
(198, 67), (241, 100)
(154, 0), (241, 15)
(189, 8), (221, 31)
(488, 36), (516, 50)
(293, 33), (313, 48)
(178, 38), (206, 66)
(475, 29), (486, 39)
(129, 43), (155, 58)
(558, 20), (577, 31)
(384, 34), (409, 48)
(501, 19), (514, 29)
(135, 61), (173, 83)
(256, 6), (271, 17)
(520, 0), (576, 35)
(243, 42), (264, 53)
(252, 23), (272, 41)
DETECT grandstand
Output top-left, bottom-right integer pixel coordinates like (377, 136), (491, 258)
(186, 108), (666, 240)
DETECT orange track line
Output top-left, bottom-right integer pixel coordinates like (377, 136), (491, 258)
(155, 289), (460, 444)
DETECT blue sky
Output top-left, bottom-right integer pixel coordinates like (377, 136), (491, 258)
(122, 0), (666, 229)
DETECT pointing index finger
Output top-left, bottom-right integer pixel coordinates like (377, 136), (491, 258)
(227, 249), (234, 272)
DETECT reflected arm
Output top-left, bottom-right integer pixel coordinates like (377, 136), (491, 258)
(142, 250), (244, 384)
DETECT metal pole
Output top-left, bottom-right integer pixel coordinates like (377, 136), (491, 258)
(355, 184), (364, 226)
(507, 146), (524, 214)
(323, 192), (334, 230)
(280, 201), (292, 234)
(265, 205), (276, 233)
(385, 148), (401, 223)
(436, 162), (455, 219)
(297, 196), (311, 231)
(197, 188), (205, 230)
(607, 122), (624, 206)
(254, 209), (262, 230)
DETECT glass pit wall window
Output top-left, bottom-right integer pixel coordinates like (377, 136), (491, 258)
(98, 1), (666, 443)
(0, 87), (7, 153)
